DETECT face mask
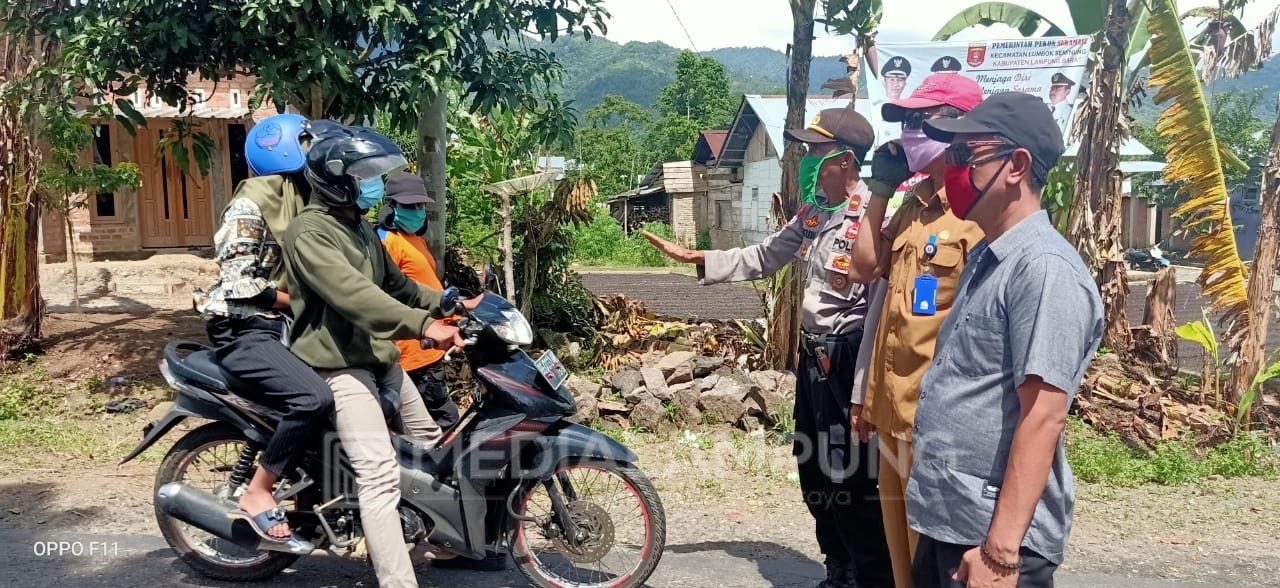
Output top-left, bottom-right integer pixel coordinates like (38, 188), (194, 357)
(393, 208), (427, 233)
(943, 157), (1010, 220)
(798, 149), (849, 206)
(356, 177), (385, 210)
(900, 127), (949, 173)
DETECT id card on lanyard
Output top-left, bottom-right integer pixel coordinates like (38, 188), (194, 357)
(913, 234), (939, 316)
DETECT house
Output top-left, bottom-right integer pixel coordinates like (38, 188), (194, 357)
(711, 95), (862, 248)
(605, 130), (730, 246)
(40, 76), (278, 261)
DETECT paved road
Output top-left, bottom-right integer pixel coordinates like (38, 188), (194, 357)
(0, 530), (1246, 588)
(582, 269), (1280, 364)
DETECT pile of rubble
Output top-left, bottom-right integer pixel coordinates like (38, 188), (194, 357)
(565, 350), (795, 434)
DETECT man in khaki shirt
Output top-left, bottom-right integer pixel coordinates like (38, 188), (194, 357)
(847, 73), (985, 588)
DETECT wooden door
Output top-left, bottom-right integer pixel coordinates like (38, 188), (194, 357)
(136, 124), (215, 248)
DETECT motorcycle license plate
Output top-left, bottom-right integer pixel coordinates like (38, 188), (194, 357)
(534, 350), (569, 390)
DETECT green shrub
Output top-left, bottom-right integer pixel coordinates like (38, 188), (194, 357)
(571, 214), (676, 267)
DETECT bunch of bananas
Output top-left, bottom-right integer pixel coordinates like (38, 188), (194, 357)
(553, 177), (597, 226)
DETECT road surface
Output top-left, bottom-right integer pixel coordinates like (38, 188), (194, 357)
(0, 530), (1250, 588)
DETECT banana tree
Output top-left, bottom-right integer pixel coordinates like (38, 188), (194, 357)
(934, 0), (1151, 69)
(817, 0), (883, 102)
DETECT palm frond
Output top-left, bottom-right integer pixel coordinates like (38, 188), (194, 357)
(1147, 0), (1251, 347)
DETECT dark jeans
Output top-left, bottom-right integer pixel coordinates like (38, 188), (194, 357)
(795, 329), (893, 588)
(913, 535), (1058, 588)
(207, 314), (334, 478)
(406, 362), (460, 430)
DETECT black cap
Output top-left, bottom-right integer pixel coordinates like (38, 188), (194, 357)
(784, 108), (875, 161)
(931, 56), (962, 73)
(923, 92), (1065, 183)
(385, 170), (434, 205)
(1051, 72), (1075, 87)
(881, 56), (911, 78)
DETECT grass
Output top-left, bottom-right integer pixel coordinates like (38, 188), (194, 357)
(571, 216), (677, 268)
(0, 416), (164, 466)
(1066, 418), (1280, 487)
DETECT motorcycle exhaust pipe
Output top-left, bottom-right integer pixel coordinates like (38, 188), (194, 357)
(156, 482), (312, 555)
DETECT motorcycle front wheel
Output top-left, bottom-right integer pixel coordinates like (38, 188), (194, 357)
(510, 458), (666, 588)
(154, 422), (298, 581)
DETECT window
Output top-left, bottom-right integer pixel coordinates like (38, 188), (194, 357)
(132, 90), (143, 107)
(751, 187), (759, 201)
(92, 125), (117, 218)
(230, 89), (243, 108)
(149, 93), (163, 108)
(715, 201), (731, 228)
(227, 123), (250, 185)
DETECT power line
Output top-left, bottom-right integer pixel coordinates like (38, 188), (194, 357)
(663, 0), (699, 53)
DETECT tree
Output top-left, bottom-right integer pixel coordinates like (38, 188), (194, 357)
(1065, 0), (1135, 355)
(575, 95), (652, 198)
(0, 3), (54, 358)
(38, 115), (140, 308)
(46, 0), (608, 270)
(644, 50), (736, 162)
(816, 0), (882, 102)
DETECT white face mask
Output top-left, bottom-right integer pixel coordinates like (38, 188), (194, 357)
(900, 127), (949, 172)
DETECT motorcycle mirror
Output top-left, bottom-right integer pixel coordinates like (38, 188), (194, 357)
(441, 286), (460, 315)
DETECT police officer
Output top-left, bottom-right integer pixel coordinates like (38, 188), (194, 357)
(930, 55), (962, 73)
(1047, 72), (1075, 131)
(643, 109), (893, 588)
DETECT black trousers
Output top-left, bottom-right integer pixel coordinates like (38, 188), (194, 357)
(406, 362), (461, 430)
(207, 315), (334, 478)
(913, 535), (1058, 588)
(795, 329), (893, 588)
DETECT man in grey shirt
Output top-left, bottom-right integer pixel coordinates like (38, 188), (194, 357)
(907, 92), (1103, 587)
(645, 109), (892, 588)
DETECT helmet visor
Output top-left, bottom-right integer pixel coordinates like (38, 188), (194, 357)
(348, 153), (409, 180)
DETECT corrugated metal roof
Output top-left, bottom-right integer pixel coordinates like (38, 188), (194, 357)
(745, 95), (863, 158)
(1064, 138), (1154, 158)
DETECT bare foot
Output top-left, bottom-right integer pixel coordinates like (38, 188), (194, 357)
(239, 487), (290, 539)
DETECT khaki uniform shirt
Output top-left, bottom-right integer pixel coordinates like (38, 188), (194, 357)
(863, 183), (984, 440)
(701, 185), (872, 335)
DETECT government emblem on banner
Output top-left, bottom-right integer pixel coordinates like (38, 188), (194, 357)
(967, 43), (987, 67)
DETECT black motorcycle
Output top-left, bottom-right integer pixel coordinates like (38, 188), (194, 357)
(121, 287), (666, 587)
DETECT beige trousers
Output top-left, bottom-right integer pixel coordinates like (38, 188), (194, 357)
(878, 434), (919, 588)
(321, 365), (441, 588)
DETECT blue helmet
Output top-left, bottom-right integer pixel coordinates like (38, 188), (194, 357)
(245, 113), (309, 175)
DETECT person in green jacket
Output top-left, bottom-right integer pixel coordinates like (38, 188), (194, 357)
(282, 124), (461, 588)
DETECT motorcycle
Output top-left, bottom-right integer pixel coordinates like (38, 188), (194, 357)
(120, 284), (666, 587)
(1127, 243), (1171, 271)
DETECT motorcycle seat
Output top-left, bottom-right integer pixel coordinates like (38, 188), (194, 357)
(163, 342), (281, 422)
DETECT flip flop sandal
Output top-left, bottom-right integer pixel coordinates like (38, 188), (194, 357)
(227, 506), (301, 544)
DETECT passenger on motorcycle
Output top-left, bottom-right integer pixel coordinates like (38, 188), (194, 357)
(192, 113), (335, 546)
(281, 124), (462, 588)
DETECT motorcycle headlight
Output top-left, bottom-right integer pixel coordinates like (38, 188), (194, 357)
(490, 309), (535, 346)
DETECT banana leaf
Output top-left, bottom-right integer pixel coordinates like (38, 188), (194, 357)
(933, 2), (1066, 41)
(1147, 0), (1251, 342)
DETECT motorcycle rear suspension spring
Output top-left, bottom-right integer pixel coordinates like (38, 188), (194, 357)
(227, 441), (264, 489)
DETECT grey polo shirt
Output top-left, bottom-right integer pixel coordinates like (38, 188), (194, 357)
(905, 210), (1103, 564)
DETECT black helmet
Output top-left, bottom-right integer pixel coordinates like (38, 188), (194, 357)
(304, 123), (408, 208)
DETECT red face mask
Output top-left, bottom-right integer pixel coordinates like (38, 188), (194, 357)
(943, 157), (1010, 220)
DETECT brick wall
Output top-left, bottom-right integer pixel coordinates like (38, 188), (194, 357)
(670, 193), (697, 246)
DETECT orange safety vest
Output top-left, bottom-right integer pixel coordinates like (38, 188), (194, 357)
(380, 229), (446, 371)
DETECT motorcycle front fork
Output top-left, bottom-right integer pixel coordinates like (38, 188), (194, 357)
(541, 472), (583, 545)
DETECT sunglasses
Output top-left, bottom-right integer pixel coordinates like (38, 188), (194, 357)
(945, 140), (1017, 167)
(901, 109), (958, 131)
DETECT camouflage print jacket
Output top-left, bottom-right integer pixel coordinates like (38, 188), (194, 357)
(193, 197), (282, 319)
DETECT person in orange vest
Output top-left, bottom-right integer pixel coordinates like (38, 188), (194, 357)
(377, 171), (462, 431)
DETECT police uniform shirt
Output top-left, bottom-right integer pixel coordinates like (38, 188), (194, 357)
(700, 185), (873, 335)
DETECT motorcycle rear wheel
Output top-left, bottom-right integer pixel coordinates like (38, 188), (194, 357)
(510, 458), (666, 588)
(154, 422), (298, 581)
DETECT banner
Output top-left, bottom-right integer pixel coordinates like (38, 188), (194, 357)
(864, 37), (1092, 146)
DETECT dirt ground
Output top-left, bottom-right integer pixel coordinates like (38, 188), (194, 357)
(1, 311), (1278, 584)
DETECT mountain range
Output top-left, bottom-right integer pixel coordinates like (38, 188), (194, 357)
(530, 34), (1279, 122)
(524, 35), (856, 111)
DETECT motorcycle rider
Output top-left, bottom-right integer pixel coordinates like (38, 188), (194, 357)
(281, 123), (461, 588)
(193, 113), (331, 546)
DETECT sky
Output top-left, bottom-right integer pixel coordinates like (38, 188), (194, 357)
(598, 0), (1279, 56)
